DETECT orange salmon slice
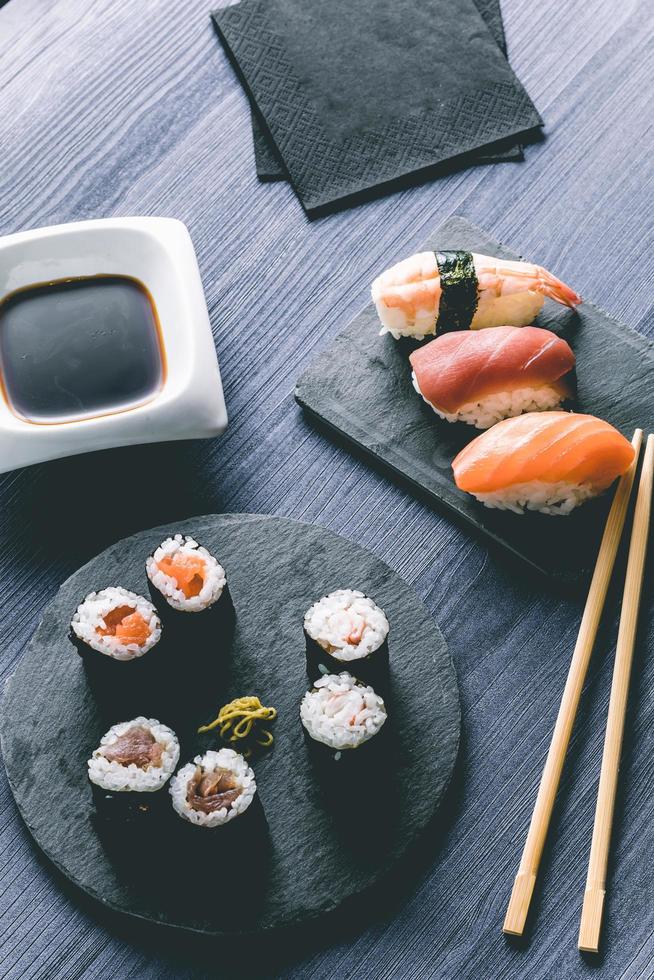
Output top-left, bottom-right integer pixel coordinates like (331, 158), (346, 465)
(157, 554), (206, 598)
(97, 606), (151, 646)
(452, 412), (634, 493)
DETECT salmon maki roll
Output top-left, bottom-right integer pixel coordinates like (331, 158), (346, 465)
(372, 250), (580, 340)
(410, 326), (575, 428)
(70, 587), (162, 661)
(452, 412), (635, 515)
(146, 535), (227, 614)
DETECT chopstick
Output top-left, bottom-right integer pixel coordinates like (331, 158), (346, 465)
(578, 432), (654, 952)
(503, 428), (643, 937)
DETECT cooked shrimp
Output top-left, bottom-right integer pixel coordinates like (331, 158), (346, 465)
(371, 250), (581, 340)
(473, 256), (580, 306)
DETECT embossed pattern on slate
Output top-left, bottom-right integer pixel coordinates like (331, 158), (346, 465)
(0, 0), (654, 978)
(213, 0), (542, 212)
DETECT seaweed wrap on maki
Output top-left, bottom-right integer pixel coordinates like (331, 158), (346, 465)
(88, 717), (179, 818)
(169, 748), (256, 828)
(300, 672), (387, 756)
(303, 589), (389, 688)
(70, 587), (162, 662)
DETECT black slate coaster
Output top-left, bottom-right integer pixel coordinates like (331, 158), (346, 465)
(295, 217), (654, 584)
(212, 0), (542, 215)
(0, 514), (459, 935)
(248, 0), (523, 182)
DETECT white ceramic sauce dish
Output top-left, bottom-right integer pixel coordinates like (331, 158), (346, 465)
(0, 217), (227, 473)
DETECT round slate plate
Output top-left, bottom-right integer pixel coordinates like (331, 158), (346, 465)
(0, 514), (460, 935)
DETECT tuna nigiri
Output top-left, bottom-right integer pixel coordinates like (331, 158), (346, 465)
(410, 326), (576, 429)
(452, 412), (634, 515)
(371, 250), (581, 340)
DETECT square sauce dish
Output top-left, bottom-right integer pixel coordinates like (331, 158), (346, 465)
(0, 217), (227, 473)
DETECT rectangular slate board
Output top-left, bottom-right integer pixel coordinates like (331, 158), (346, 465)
(295, 216), (654, 585)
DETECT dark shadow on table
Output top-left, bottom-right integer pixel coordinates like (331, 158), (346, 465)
(0, 439), (228, 574)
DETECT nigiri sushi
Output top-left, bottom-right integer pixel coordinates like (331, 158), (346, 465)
(371, 250), (581, 340)
(452, 412), (634, 515)
(410, 326), (576, 429)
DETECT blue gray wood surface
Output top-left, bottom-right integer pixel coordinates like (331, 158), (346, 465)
(0, 0), (653, 977)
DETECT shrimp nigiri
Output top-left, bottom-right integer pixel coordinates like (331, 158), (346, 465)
(410, 326), (575, 429)
(371, 250), (581, 340)
(452, 412), (634, 515)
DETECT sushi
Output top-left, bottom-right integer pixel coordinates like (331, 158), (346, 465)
(88, 717), (179, 817)
(70, 587), (162, 661)
(300, 672), (387, 753)
(146, 534), (227, 615)
(410, 326), (576, 429)
(371, 250), (581, 340)
(452, 411), (635, 515)
(303, 589), (389, 686)
(169, 748), (256, 828)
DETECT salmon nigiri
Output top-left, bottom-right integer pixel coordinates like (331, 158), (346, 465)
(452, 412), (635, 515)
(371, 250), (581, 340)
(410, 326), (575, 429)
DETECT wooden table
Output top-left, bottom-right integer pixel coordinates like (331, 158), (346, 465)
(1, 1), (653, 977)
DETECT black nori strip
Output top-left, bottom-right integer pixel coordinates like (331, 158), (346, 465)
(435, 250), (479, 333)
(304, 630), (389, 694)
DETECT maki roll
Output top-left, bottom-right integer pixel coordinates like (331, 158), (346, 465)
(169, 748), (256, 828)
(88, 717), (179, 818)
(303, 589), (389, 688)
(410, 326), (576, 429)
(146, 535), (228, 624)
(300, 672), (387, 755)
(70, 587), (162, 662)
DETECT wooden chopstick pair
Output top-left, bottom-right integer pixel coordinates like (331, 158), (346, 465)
(503, 429), (653, 953)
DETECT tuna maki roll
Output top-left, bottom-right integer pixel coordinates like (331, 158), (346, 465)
(88, 717), (179, 818)
(70, 587), (162, 662)
(300, 672), (387, 755)
(169, 748), (256, 828)
(146, 535), (227, 615)
(303, 589), (389, 687)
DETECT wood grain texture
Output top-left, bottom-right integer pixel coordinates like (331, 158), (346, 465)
(0, 0), (653, 978)
(504, 431), (642, 936)
(578, 435), (654, 953)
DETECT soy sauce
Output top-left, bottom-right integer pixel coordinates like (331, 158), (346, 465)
(0, 275), (165, 423)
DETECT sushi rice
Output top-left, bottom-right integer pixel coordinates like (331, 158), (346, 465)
(71, 587), (161, 660)
(88, 717), (179, 792)
(146, 534), (226, 613)
(471, 480), (599, 516)
(452, 412), (635, 516)
(412, 372), (567, 429)
(377, 291), (544, 341)
(169, 748), (256, 828)
(304, 589), (389, 662)
(300, 672), (387, 750)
